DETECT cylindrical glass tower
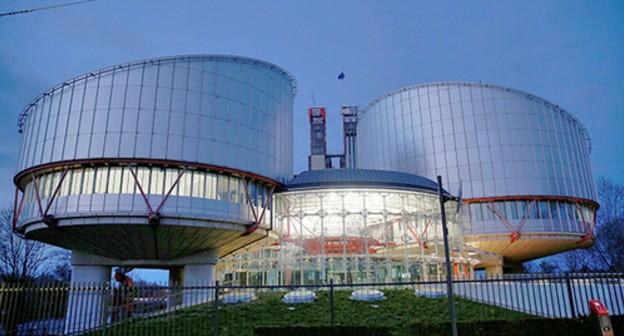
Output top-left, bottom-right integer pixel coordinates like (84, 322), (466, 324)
(14, 55), (297, 261)
(357, 82), (597, 265)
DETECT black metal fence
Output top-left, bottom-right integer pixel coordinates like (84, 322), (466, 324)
(0, 273), (622, 335)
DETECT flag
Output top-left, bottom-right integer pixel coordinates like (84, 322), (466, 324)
(337, 72), (345, 80)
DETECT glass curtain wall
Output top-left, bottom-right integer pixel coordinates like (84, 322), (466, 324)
(21, 165), (271, 211)
(218, 188), (478, 286)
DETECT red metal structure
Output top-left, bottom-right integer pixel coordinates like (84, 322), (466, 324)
(464, 195), (598, 245)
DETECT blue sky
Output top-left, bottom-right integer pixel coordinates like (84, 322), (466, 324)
(1, 1), (622, 279)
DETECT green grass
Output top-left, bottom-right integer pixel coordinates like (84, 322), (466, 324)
(96, 289), (533, 335)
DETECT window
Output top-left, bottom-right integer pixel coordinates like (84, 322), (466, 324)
(94, 167), (108, 194)
(82, 168), (94, 194)
(22, 165), (273, 207)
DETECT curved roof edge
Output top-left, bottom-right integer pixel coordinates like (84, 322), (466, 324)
(282, 169), (451, 196)
(17, 54), (298, 133)
(362, 81), (592, 154)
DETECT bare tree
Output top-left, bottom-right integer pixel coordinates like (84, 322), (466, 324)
(590, 178), (624, 271)
(557, 177), (624, 272)
(0, 208), (60, 281)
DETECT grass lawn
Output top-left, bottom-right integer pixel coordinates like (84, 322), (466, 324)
(97, 289), (533, 335)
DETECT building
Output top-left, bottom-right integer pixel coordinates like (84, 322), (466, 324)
(357, 82), (597, 273)
(12, 54), (297, 330)
(217, 169), (493, 286)
(13, 56), (596, 294)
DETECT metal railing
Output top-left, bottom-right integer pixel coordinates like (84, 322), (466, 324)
(0, 273), (622, 335)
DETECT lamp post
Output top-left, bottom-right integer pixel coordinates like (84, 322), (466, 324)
(437, 175), (458, 336)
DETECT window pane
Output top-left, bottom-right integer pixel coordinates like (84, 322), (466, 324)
(71, 169), (83, 195)
(517, 201), (528, 219)
(539, 201), (550, 219)
(230, 177), (240, 203)
(559, 202), (568, 220)
(121, 167), (135, 194)
(109, 167), (122, 194)
(178, 171), (192, 197)
(164, 168), (180, 196)
(137, 167), (151, 194)
(549, 201), (559, 220)
(206, 174), (217, 199)
(529, 201), (539, 219)
(150, 169), (165, 195)
(248, 182), (258, 206)
(60, 170), (72, 196)
(82, 168), (94, 194)
(192, 171), (205, 198)
(94, 167), (108, 194)
(217, 175), (229, 201)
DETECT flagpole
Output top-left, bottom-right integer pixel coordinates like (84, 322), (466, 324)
(342, 78), (346, 106)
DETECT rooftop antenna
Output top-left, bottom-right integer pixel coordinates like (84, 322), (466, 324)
(0, 0), (95, 18)
(310, 93), (317, 106)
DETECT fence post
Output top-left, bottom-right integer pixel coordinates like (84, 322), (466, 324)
(565, 273), (576, 318)
(329, 279), (335, 326)
(213, 281), (220, 336)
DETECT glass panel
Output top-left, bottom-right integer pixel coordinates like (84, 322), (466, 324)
(94, 167), (108, 194)
(178, 171), (192, 197)
(137, 167), (151, 194)
(109, 167), (122, 194)
(482, 203), (494, 221)
(24, 182), (34, 204)
(559, 202), (568, 220)
(82, 168), (94, 194)
(229, 177), (240, 203)
(538, 201), (550, 219)
(549, 201), (559, 220)
(493, 201), (505, 219)
(217, 175), (229, 201)
(164, 168), (179, 196)
(248, 182), (257, 206)
(206, 174), (217, 199)
(150, 168), (165, 195)
(191, 171), (205, 198)
(60, 170), (72, 196)
(71, 169), (83, 195)
(507, 201), (519, 220)
(49, 173), (61, 198)
(121, 167), (135, 194)
(529, 201), (539, 219)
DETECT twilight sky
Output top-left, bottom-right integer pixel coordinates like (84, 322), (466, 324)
(1, 0), (622, 209)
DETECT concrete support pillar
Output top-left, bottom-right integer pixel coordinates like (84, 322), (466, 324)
(64, 253), (111, 334)
(181, 249), (217, 306)
(485, 265), (504, 277)
(168, 267), (184, 307)
(182, 263), (215, 305)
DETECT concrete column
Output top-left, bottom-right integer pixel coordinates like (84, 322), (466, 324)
(182, 263), (215, 306)
(64, 257), (111, 334)
(168, 267), (184, 307)
(485, 265), (504, 277)
(180, 249), (218, 306)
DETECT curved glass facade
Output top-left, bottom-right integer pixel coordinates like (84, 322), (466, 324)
(18, 165), (273, 227)
(17, 55), (296, 183)
(357, 82), (597, 262)
(217, 187), (477, 286)
(358, 82), (595, 201)
(464, 199), (595, 235)
(13, 55), (296, 260)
